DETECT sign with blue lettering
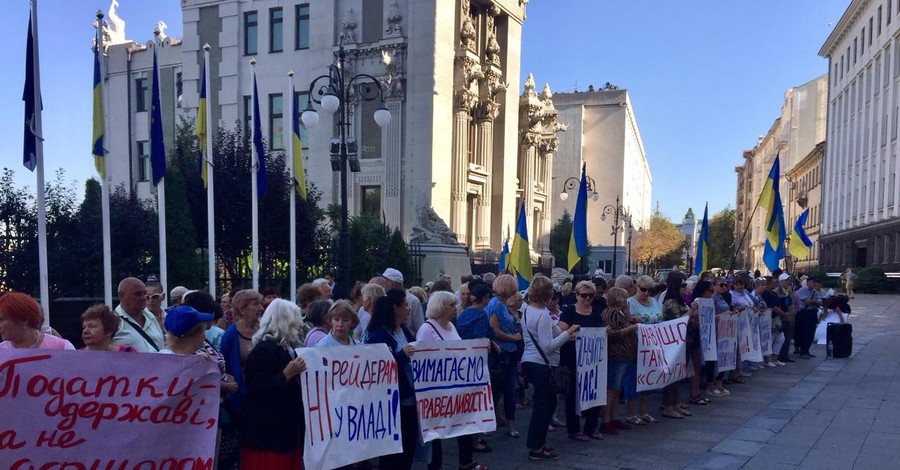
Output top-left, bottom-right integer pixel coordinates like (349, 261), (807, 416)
(696, 298), (718, 362)
(575, 327), (607, 413)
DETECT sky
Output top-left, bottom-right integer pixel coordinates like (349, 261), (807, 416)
(3, 0), (849, 223)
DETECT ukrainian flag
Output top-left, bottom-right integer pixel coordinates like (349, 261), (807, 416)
(196, 61), (208, 187)
(693, 203), (708, 275)
(760, 157), (786, 272)
(291, 85), (307, 200)
(508, 203), (533, 290)
(567, 164), (588, 272)
(252, 72), (267, 197)
(92, 29), (105, 177)
(498, 239), (509, 273)
(149, 45), (166, 186)
(788, 208), (813, 260)
(756, 154), (779, 212)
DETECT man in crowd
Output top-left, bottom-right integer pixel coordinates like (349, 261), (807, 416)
(795, 276), (823, 359)
(113, 277), (164, 353)
(381, 267), (425, 334)
(775, 273), (797, 363)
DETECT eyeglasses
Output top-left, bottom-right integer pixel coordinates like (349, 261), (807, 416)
(145, 293), (164, 300)
(638, 286), (649, 293)
(578, 293), (594, 299)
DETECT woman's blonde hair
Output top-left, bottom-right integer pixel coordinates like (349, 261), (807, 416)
(528, 276), (554, 304)
(575, 280), (596, 295)
(326, 300), (359, 329)
(492, 274), (518, 299)
(425, 291), (458, 320)
(606, 287), (628, 308)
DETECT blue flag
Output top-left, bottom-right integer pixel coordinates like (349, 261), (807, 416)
(567, 163), (588, 272)
(760, 156), (786, 272)
(252, 73), (267, 197)
(789, 209), (813, 260)
(508, 203), (534, 291)
(150, 45), (166, 186)
(22, 12), (39, 172)
(693, 204), (709, 275)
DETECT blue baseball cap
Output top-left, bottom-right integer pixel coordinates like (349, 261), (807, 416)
(164, 306), (213, 337)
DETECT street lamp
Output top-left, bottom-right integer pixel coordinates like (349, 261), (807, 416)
(600, 195), (629, 277)
(559, 174), (600, 202)
(301, 43), (391, 296)
(626, 218), (634, 275)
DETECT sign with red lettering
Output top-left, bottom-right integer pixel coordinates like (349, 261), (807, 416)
(298, 344), (402, 470)
(0, 349), (220, 470)
(411, 339), (496, 442)
(717, 314), (738, 372)
(636, 317), (689, 392)
(738, 311), (764, 363)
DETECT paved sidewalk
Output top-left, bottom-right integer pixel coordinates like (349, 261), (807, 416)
(424, 294), (900, 469)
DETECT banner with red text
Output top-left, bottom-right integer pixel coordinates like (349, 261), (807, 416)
(636, 317), (689, 392)
(739, 311), (764, 363)
(0, 349), (219, 470)
(697, 298), (718, 362)
(298, 344), (402, 470)
(717, 314), (738, 372)
(411, 339), (496, 442)
(576, 327), (608, 413)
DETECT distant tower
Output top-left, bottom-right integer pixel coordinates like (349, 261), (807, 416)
(681, 208), (697, 270)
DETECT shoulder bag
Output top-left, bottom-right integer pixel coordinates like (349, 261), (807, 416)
(523, 307), (569, 393)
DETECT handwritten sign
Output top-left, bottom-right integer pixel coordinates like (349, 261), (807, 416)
(717, 314), (738, 372)
(636, 317), (689, 392)
(411, 339), (496, 442)
(697, 298), (717, 362)
(298, 344), (402, 470)
(759, 310), (772, 356)
(0, 349), (219, 470)
(576, 328), (608, 413)
(739, 311), (764, 362)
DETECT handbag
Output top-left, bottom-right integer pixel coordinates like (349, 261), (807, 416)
(522, 307), (569, 393)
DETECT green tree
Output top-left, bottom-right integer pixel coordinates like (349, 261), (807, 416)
(163, 161), (202, 290)
(632, 214), (683, 271)
(549, 211), (573, 270)
(708, 208), (736, 269)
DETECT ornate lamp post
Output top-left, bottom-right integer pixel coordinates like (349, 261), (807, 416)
(558, 174), (600, 202)
(301, 44), (391, 295)
(600, 195), (629, 277)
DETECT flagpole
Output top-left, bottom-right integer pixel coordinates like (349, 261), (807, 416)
(250, 59), (259, 291)
(96, 10), (112, 307)
(287, 71), (297, 303)
(203, 45), (215, 297)
(152, 42), (168, 307)
(30, 0), (49, 325)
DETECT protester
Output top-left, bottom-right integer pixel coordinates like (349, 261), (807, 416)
(240, 299), (306, 470)
(218, 292), (234, 330)
(296, 282), (324, 310)
(312, 278), (332, 300)
(169, 285), (189, 306)
(707, 278), (734, 395)
(842, 268), (856, 298)
(458, 281), (472, 312)
(160, 306), (213, 354)
(145, 277), (166, 327)
(348, 281), (366, 308)
(558, 280), (604, 440)
(660, 272), (696, 418)
(775, 273), (798, 363)
(303, 299), (332, 347)
(365, 290), (418, 470)
(81, 304), (133, 352)
(795, 276), (823, 359)
(760, 277), (787, 367)
(112, 277), (164, 352)
(381, 267), (426, 334)
(483, 274), (524, 438)
(600, 287), (636, 435)
(625, 275), (661, 423)
(0, 292), (74, 350)
(259, 287), (279, 309)
(220, 289), (264, 419)
(316, 300), (359, 346)
(355, 283), (386, 340)
(180, 290), (226, 349)
(520, 276), (579, 461)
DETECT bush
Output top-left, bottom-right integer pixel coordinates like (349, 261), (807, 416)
(854, 266), (893, 294)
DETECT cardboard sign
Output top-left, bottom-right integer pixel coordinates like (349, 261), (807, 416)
(0, 349), (220, 470)
(636, 317), (689, 392)
(717, 314), (738, 372)
(575, 328), (608, 413)
(411, 339), (496, 442)
(696, 298), (718, 362)
(739, 311), (764, 363)
(298, 344), (402, 470)
(759, 310), (773, 356)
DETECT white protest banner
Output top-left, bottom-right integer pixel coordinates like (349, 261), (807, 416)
(299, 344), (402, 470)
(749, 311), (763, 362)
(0, 349), (220, 470)
(636, 317), (689, 392)
(717, 313), (738, 371)
(759, 310), (773, 356)
(411, 339), (496, 442)
(576, 327), (608, 413)
(739, 311), (764, 362)
(697, 298), (717, 362)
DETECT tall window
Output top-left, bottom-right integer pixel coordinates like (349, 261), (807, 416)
(360, 99), (382, 159)
(293, 91), (310, 149)
(243, 96), (252, 137)
(175, 71), (183, 108)
(269, 93), (284, 150)
(270, 8), (283, 52)
(878, 6), (883, 36)
(137, 141), (150, 182)
(362, 0), (384, 43)
(361, 186), (382, 217)
(244, 11), (258, 55)
(295, 4), (310, 50)
(135, 78), (149, 112)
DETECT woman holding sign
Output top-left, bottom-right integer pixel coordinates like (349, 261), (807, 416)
(0, 292), (74, 350)
(365, 289), (419, 470)
(625, 275), (662, 424)
(661, 273), (697, 418)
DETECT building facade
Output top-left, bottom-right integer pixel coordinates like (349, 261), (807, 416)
(547, 87), (652, 276)
(819, 0), (900, 272)
(99, 0), (541, 256)
(733, 76), (827, 273)
(786, 142), (825, 272)
(676, 208), (699, 270)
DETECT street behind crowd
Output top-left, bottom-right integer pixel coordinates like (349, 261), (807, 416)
(434, 294), (900, 469)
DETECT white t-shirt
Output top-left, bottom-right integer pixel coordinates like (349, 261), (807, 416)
(355, 306), (371, 339)
(415, 320), (461, 341)
(520, 305), (569, 367)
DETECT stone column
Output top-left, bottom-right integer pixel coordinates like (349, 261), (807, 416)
(383, 98), (403, 228)
(450, 99), (471, 244)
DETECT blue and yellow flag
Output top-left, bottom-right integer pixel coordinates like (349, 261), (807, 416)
(291, 86), (307, 199)
(22, 12), (39, 172)
(789, 209), (813, 260)
(252, 73), (267, 197)
(693, 203), (709, 275)
(150, 45), (166, 186)
(498, 240), (509, 273)
(760, 157), (786, 272)
(196, 60), (208, 187)
(92, 29), (105, 177)
(508, 203), (534, 290)
(567, 164), (589, 272)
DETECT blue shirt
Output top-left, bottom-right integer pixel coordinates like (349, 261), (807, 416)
(627, 296), (663, 324)
(796, 286), (820, 311)
(486, 297), (517, 352)
(316, 332), (358, 347)
(456, 306), (496, 342)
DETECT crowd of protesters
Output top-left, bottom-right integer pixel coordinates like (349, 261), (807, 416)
(0, 265), (852, 469)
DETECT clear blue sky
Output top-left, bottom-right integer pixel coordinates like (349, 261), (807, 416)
(3, 0), (849, 223)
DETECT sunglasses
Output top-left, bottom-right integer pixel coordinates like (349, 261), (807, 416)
(578, 293), (594, 299)
(638, 286), (649, 293)
(145, 293), (165, 300)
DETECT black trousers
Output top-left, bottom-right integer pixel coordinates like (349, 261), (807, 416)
(379, 404), (418, 470)
(564, 364), (600, 435)
(795, 310), (818, 354)
(428, 435), (474, 470)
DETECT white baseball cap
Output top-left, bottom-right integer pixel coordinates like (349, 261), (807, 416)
(381, 268), (404, 284)
(778, 273), (790, 281)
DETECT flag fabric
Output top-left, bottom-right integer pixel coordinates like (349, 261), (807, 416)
(23, 12), (39, 172)
(756, 155), (780, 212)
(92, 29), (105, 176)
(291, 85), (307, 199)
(693, 203), (709, 275)
(498, 240), (509, 273)
(149, 45), (166, 186)
(789, 209), (813, 260)
(760, 158), (786, 272)
(196, 60), (208, 187)
(252, 73), (267, 197)
(508, 203), (534, 291)
(567, 164), (589, 272)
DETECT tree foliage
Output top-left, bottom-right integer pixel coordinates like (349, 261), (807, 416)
(708, 208), (736, 269)
(549, 211), (573, 270)
(632, 214), (683, 270)
(327, 211), (413, 286)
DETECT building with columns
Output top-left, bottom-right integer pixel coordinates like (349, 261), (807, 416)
(819, 0), (900, 272)
(548, 86), (652, 276)
(98, 0), (543, 257)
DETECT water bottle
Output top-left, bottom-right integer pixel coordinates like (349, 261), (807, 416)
(827, 341), (833, 358)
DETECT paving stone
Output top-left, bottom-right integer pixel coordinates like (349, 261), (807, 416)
(710, 438), (764, 457)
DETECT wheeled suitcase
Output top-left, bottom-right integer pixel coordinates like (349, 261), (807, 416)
(826, 323), (852, 358)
